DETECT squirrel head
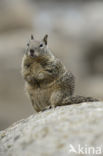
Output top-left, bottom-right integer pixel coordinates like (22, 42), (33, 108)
(26, 34), (48, 58)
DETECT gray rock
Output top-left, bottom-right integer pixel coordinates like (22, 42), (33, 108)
(0, 102), (103, 156)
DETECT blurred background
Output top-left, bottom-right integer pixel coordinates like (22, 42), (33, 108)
(0, 0), (103, 130)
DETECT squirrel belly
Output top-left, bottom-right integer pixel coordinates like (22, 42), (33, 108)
(21, 35), (99, 112)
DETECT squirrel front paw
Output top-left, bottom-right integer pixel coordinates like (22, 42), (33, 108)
(26, 75), (36, 84)
(38, 72), (45, 80)
(26, 75), (33, 82)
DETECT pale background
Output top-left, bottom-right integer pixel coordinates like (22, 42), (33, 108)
(0, 0), (103, 130)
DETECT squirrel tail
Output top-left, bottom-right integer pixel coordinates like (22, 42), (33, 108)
(62, 95), (99, 105)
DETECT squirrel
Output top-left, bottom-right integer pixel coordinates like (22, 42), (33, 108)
(21, 34), (98, 112)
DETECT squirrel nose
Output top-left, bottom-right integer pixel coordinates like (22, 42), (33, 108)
(30, 49), (34, 55)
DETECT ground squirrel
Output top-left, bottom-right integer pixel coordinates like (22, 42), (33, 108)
(21, 34), (98, 112)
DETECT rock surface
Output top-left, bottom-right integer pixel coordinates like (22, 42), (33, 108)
(0, 102), (103, 156)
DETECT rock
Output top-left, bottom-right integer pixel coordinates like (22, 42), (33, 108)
(0, 102), (103, 156)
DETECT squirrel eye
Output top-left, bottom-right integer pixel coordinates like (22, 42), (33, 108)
(39, 44), (43, 48)
(27, 43), (29, 46)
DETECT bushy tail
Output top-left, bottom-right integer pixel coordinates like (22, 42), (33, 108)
(62, 95), (99, 105)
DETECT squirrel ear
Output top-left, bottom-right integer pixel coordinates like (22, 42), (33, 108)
(31, 34), (34, 40)
(43, 34), (48, 45)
